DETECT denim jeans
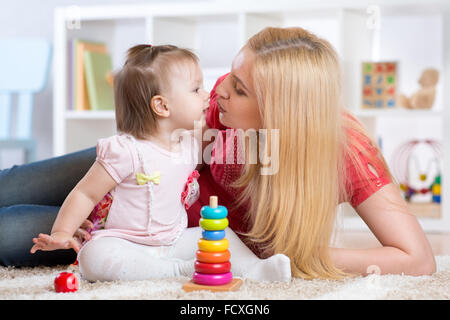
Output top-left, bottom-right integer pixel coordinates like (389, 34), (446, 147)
(0, 147), (97, 267)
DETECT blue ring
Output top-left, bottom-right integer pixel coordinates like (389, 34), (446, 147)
(202, 230), (226, 241)
(201, 205), (228, 219)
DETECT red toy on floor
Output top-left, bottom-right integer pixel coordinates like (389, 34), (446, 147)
(54, 272), (78, 293)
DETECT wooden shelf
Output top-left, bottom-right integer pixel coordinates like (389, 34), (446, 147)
(355, 109), (443, 118)
(408, 202), (441, 218)
(65, 110), (115, 120)
(342, 201), (441, 219)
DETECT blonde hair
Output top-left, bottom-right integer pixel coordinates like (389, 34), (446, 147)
(232, 27), (398, 280)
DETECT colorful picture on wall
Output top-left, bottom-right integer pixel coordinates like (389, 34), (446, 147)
(362, 61), (397, 109)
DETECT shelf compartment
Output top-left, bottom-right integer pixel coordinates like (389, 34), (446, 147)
(150, 14), (241, 70)
(65, 110), (115, 120)
(355, 109), (443, 118)
(66, 119), (116, 153)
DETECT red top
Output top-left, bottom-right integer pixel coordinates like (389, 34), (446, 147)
(187, 74), (391, 255)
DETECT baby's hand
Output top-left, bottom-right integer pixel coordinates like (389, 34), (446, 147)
(73, 219), (94, 244)
(30, 231), (80, 254)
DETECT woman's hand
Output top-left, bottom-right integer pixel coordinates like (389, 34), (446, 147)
(30, 231), (81, 254)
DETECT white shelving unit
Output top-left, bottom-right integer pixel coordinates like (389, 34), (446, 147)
(53, 0), (450, 232)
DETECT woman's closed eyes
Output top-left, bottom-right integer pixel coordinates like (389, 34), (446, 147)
(232, 79), (246, 96)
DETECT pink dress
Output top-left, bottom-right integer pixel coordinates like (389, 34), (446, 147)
(90, 132), (199, 246)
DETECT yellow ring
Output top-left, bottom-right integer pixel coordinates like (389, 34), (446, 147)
(198, 238), (229, 252)
(199, 218), (229, 231)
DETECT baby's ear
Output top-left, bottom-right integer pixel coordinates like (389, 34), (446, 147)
(150, 95), (170, 118)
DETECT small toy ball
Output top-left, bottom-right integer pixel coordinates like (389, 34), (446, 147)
(54, 272), (78, 293)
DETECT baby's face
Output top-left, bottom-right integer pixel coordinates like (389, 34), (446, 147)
(165, 61), (210, 130)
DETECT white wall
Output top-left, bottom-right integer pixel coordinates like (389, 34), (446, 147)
(0, 0), (208, 169)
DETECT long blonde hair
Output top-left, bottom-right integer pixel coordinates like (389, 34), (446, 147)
(232, 27), (397, 280)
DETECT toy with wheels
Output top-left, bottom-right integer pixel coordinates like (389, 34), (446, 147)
(392, 139), (442, 203)
(182, 196), (242, 292)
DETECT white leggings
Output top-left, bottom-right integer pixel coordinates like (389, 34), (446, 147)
(77, 227), (291, 282)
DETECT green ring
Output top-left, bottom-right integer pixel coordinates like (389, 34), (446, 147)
(199, 218), (229, 231)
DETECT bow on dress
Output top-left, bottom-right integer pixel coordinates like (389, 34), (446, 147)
(136, 171), (161, 185)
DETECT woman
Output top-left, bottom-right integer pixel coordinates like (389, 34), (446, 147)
(0, 27), (435, 279)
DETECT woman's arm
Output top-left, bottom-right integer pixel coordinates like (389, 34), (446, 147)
(31, 162), (117, 253)
(330, 183), (436, 276)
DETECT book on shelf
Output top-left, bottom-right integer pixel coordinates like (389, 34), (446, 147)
(84, 51), (115, 111)
(68, 39), (108, 111)
(68, 39), (73, 110)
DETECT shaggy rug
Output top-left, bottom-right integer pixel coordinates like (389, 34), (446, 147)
(0, 256), (449, 300)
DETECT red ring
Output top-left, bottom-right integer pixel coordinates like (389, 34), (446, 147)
(195, 261), (231, 274)
(196, 250), (231, 263)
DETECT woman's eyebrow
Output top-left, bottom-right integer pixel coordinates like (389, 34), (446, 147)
(231, 74), (249, 92)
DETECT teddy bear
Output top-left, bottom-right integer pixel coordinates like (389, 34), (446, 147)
(397, 68), (439, 109)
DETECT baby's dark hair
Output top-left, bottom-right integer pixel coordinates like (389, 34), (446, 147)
(114, 44), (199, 139)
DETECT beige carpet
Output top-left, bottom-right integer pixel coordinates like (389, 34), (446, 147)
(1, 256), (449, 300)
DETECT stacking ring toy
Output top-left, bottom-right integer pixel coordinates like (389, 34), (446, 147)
(198, 238), (229, 252)
(200, 205), (228, 219)
(199, 218), (228, 231)
(196, 250), (231, 263)
(194, 261), (231, 274)
(193, 272), (233, 286)
(202, 230), (225, 241)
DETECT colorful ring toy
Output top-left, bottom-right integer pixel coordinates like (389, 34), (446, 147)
(199, 218), (228, 231)
(194, 261), (231, 274)
(196, 250), (231, 263)
(202, 230), (225, 241)
(193, 272), (233, 286)
(200, 205), (228, 219)
(198, 238), (229, 252)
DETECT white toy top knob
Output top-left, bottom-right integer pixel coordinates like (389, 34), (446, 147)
(209, 196), (218, 208)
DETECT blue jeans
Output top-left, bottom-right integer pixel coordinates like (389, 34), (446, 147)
(0, 147), (97, 267)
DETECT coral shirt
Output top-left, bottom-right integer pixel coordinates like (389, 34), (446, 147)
(186, 74), (391, 255)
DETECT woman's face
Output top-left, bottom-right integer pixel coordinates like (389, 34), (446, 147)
(215, 46), (262, 130)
